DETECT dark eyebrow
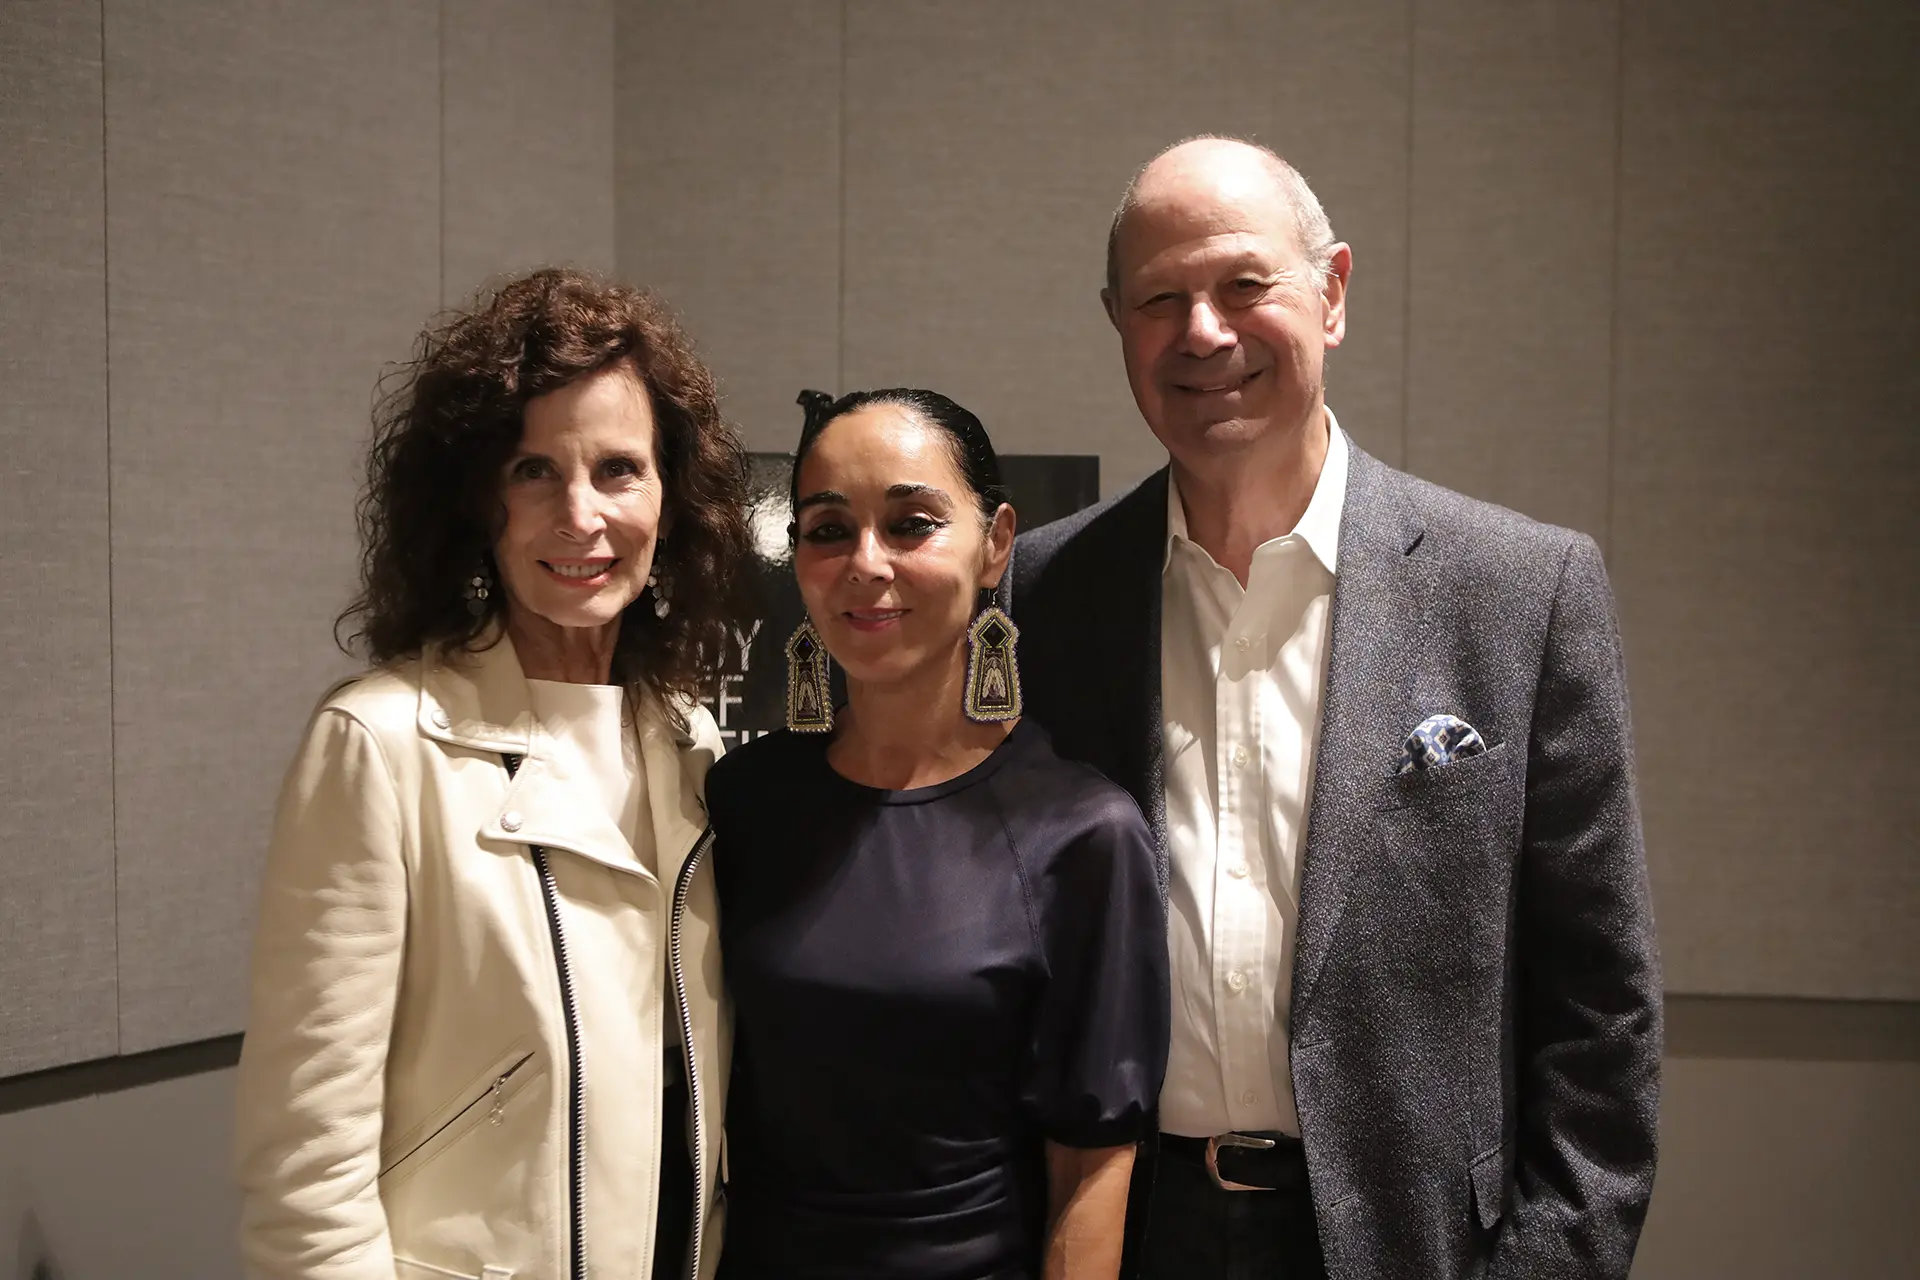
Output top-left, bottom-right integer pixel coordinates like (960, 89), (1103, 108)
(887, 483), (953, 503)
(793, 490), (849, 512)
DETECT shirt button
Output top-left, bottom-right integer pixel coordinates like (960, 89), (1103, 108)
(500, 811), (524, 833)
(1227, 970), (1248, 993)
(431, 709), (451, 730)
(1232, 745), (1250, 769)
(1241, 1090), (1258, 1106)
(1234, 635), (1252, 652)
(1228, 863), (1250, 880)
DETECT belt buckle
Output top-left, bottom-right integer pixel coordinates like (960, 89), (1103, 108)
(1205, 1132), (1277, 1192)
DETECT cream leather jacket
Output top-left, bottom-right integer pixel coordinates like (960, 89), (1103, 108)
(233, 636), (729, 1280)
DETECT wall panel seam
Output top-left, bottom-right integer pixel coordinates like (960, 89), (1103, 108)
(437, 0), (447, 306)
(835, 0), (848, 393)
(1399, 0), (1417, 468)
(1604, 0), (1626, 563)
(102, 0), (122, 1057)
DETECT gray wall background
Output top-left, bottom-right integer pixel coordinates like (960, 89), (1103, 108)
(2, 0), (1916, 1276)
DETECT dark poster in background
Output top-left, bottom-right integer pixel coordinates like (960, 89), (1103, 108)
(699, 453), (1101, 748)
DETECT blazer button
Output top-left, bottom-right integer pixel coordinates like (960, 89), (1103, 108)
(431, 709), (451, 730)
(500, 811), (524, 833)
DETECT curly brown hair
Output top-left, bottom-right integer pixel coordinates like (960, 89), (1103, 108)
(338, 267), (753, 710)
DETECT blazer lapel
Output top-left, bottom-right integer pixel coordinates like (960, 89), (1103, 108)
(1290, 442), (1431, 1015)
(1091, 469), (1173, 884)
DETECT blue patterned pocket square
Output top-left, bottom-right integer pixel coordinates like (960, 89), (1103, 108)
(1395, 714), (1488, 775)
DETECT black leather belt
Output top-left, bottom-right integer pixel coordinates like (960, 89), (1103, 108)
(1160, 1131), (1308, 1192)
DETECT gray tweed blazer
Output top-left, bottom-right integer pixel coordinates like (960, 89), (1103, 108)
(1009, 432), (1662, 1280)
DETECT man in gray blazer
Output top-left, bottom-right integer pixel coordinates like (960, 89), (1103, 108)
(1010, 137), (1661, 1279)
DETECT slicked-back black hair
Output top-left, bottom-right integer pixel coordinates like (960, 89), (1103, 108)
(790, 388), (1010, 528)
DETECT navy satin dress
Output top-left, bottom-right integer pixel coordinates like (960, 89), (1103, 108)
(708, 719), (1169, 1280)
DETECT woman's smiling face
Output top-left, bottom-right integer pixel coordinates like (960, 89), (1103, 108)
(493, 363), (666, 639)
(790, 403), (1011, 689)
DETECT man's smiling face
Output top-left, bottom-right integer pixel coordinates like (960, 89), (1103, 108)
(1105, 143), (1345, 469)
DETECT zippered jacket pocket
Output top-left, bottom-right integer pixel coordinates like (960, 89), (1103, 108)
(379, 1045), (544, 1185)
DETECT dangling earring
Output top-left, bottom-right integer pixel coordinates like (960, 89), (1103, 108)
(464, 559), (493, 617)
(964, 605), (1022, 723)
(647, 560), (672, 618)
(786, 620), (833, 733)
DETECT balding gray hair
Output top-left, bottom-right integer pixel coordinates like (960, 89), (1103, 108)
(1103, 135), (1337, 297)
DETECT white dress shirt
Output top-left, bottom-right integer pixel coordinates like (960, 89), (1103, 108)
(1157, 411), (1348, 1138)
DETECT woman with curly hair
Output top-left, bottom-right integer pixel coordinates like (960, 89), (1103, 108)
(233, 268), (752, 1280)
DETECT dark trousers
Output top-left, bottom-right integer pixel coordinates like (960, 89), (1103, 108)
(654, 1058), (695, 1280)
(1138, 1144), (1328, 1280)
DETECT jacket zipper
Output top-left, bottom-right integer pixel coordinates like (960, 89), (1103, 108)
(668, 826), (717, 1280)
(377, 1051), (537, 1177)
(504, 754), (587, 1280)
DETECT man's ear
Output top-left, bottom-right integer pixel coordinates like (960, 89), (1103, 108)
(1321, 242), (1353, 350)
(1100, 288), (1120, 332)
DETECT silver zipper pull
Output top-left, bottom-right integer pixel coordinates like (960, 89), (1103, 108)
(489, 1073), (509, 1125)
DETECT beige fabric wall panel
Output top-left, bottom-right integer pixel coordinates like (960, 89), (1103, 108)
(615, 0), (841, 453)
(0, 1068), (242, 1278)
(1405, 2), (1617, 540)
(1286, 1), (1414, 473)
(1614, 0), (1920, 998)
(1634, 1053), (1920, 1279)
(0, 0), (119, 1077)
(443, 0), (616, 304)
(841, 0), (1414, 494)
(104, 0), (441, 1052)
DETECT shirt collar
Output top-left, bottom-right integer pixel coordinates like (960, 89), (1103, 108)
(1164, 406), (1349, 575)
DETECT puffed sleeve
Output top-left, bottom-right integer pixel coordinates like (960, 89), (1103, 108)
(1021, 791), (1169, 1149)
(232, 706), (406, 1279)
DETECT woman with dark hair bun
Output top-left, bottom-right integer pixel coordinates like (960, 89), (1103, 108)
(233, 267), (750, 1280)
(706, 389), (1169, 1279)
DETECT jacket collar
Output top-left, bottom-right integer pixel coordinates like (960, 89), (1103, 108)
(419, 631), (709, 882)
(1163, 407), (1351, 576)
(1057, 467), (1174, 886)
(632, 687), (714, 892)
(417, 628), (538, 754)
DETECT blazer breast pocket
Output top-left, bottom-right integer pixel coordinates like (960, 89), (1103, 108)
(1371, 740), (1525, 959)
(1377, 739), (1516, 815)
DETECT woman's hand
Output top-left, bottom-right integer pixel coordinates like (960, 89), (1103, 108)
(1043, 1140), (1138, 1280)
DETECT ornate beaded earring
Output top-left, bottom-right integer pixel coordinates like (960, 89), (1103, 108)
(963, 605), (1022, 722)
(785, 620), (833, 732)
